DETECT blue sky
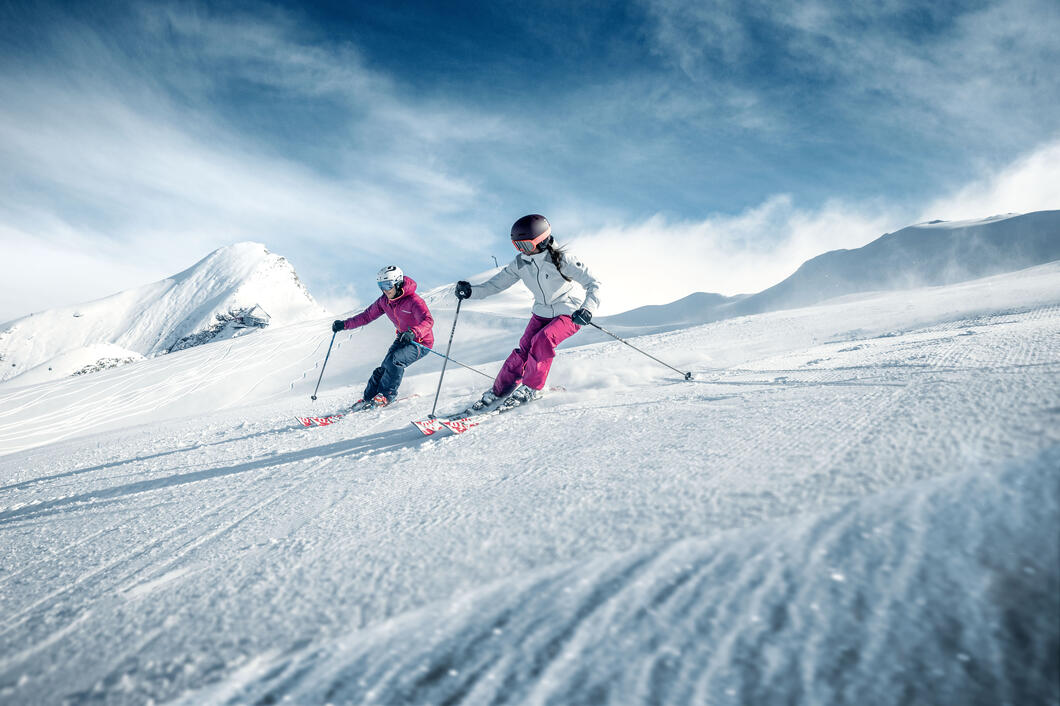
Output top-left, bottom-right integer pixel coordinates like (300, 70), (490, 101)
(1, 0), (1058, 319)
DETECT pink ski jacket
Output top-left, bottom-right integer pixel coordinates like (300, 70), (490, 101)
(341, 276), (435, 348)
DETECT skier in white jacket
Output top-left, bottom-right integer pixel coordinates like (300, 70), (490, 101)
(455, 214), (600, 412)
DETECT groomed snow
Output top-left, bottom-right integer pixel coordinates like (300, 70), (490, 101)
(180, 448), (1059, 706)
(0, 263), (1058, 705)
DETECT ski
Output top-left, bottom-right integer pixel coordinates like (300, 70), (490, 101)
(297, 394), (418, 427)
(411, 418), (447, 435)
(440, 415), (490, 434)
(409, 397), (504, 436)
(297, 412), (347, 427)
(436, 401), (526, 434)
(440, 394), (535, 433)
(410, 387), (562, 436)
(410, 410), (493, 436)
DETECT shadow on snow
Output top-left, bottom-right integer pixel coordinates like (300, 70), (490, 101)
(0, 427), (429, 525)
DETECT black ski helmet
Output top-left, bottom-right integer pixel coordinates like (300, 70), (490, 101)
(510, 214), (552, 254)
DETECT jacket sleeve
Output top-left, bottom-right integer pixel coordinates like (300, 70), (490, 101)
(409, 295), (434, 342)
(562, 254), (601, 314)
(469, 260), (520, 299)
(344, 297), (385, 330)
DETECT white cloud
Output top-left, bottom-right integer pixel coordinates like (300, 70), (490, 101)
(567, 136), (1060, 315)
(0, 224), (167, 323)
(920, 139), (1060, 221)
(0, 5), (507, 321)
(567, 195), (898, 314)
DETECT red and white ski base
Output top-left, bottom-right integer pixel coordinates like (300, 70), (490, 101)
(410, 387), (562, 436)
(297, 394), (420, 427)
(409, 415), (486, 435)
(410, 418), (447, 435)
(296, 413), (346, 427)
(439, 416), (486, 434)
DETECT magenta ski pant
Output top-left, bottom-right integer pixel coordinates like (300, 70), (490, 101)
(493, 313), (580, 395)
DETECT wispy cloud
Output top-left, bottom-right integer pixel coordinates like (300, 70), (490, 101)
(1, 1), (1056, 323)
(0, 4), (510, 320)
(639, 0), (1060, 154)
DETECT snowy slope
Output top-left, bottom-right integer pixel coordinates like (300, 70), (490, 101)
(606, 209), (1060, 330)
(182, 449), (1058, 706)
(0, 242), (326, 386)
(0, 262), (1057, 704)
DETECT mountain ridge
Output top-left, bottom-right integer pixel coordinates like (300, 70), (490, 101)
(603, 209), (1060, 330)
(0, 242), (326, 386)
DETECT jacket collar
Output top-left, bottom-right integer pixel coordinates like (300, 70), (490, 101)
(520, 250), (550, 265)
(383, 275), (418, 302)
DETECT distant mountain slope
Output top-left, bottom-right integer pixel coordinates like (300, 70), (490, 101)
(0, 242), (326, 386)
(604, 210), (1060, 330)
(730, 210), (1060, 317)
(603, 292), (746, 327)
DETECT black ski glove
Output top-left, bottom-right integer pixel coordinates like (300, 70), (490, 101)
(398, 329), (415, 345)
(332, 319), (345, 333)
(571, 308), (592, 326)
(455, 281), (472, 300)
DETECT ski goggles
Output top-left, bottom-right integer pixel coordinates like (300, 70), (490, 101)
(377, 280), (399, 291)
(512, 229), (551, 254)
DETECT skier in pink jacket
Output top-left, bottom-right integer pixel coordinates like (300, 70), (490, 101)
(454, 214), (600, 413)
(332, 266), (434, 410)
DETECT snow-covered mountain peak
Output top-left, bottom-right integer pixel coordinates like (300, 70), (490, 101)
(168, 241), (324, 326)
(0, 242), (327, 386)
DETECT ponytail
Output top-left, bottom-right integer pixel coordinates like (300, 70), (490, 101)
(546, 241), (572, 282)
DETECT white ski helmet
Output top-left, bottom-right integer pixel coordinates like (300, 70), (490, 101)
(376, 265), (404, 291)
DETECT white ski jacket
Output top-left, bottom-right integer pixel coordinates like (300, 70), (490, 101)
(468, 249), (601, 319)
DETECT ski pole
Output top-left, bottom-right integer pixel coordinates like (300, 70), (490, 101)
(412, 341), (493, 381)
(428, 299), (464, 418)
(310, 330), (338, 401)
(588, 321), (694, 380)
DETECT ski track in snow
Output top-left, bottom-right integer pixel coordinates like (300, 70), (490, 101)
(0, 266), (1058, 704)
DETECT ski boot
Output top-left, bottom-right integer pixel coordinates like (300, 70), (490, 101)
(498, 384), (542, 411)
(470, 389), (499, 412)
(354, 394), (388, 412)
